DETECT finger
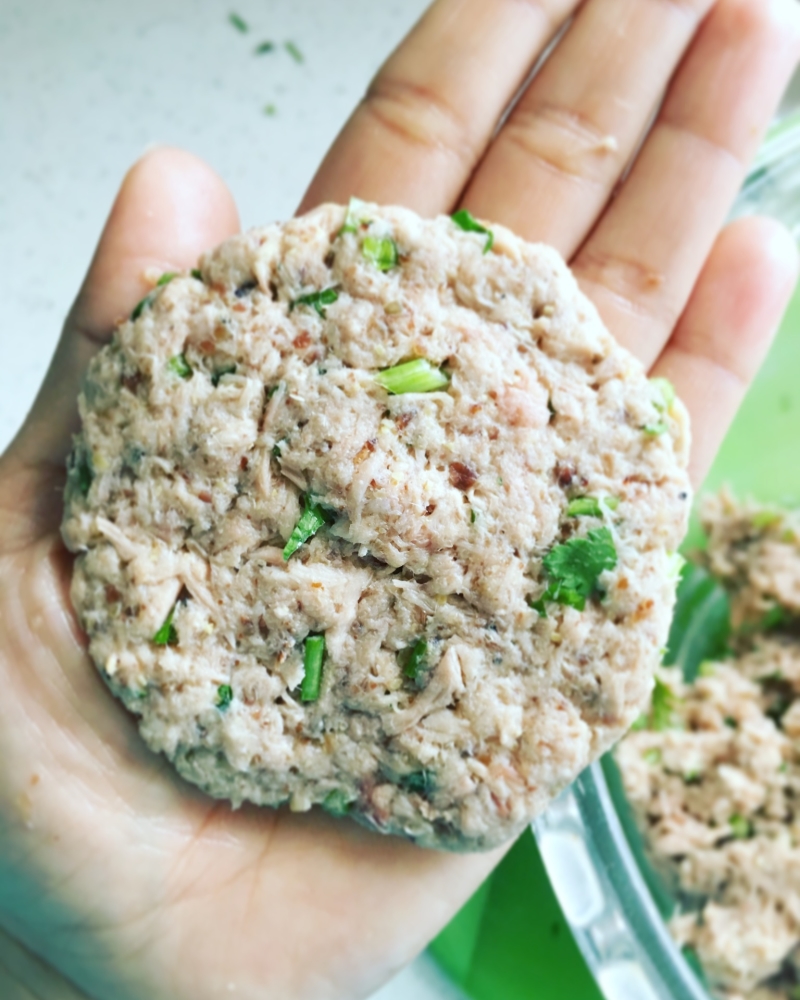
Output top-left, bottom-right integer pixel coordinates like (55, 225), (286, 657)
(651, 216), (799, 486)
(573, 0), (800, 368)
(0, 148), (238, 543)
(461, 0), (715, 256)
(298, 0), (581, 216)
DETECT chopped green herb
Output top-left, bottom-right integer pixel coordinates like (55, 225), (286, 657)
(629, 714), (648, 732)
(751, 509), (782, 529)
(216, 684), (233, 709)
(759, 603), (790, 631)
(603, 496), (620, 511)
(130, 293), (154, 321)
(272, 441), (284, 459)
(642, 747), (662, 765)
(283, 497), (330, 560)
(650, 676), (680, 731)
(470, 508), (477, 524)
(289, 286), (339, 317)
(399, 770), (435, 795)
(152, 606), (178, 646)
(191, 268), (203, 281)
(284, 40), (303, 63)
(683, 770), (702, 785)
(643, 421), (669, 436)
(375, 358), (449, 395)
(167, 353), (193, 379)
(362, 235), (399, 271)
(728, 813), (753, 839)
(229, 12), (248, 32)
(537, 527), (618, 613)
(255, 40), (275, 54)
(650, 377), (676, 411)
(263, 103), (277, 116)
(76, 454), (93, 497)
(398, 639), (428, 682)
(156, 272), (178, 287)
(451, 209), (494, 253)
(211, 363), (237, 387)
(322, 789), (353, 816)
(724, 716), (738, 729)
(339, 196), (369, 234)
(567, 496), (603, 518)
(301, 634), (325, 702)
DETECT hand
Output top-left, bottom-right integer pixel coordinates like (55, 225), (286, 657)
(1, 1), (798, 997)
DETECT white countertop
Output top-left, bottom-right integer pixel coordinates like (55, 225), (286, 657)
(0, 2), (467, 997)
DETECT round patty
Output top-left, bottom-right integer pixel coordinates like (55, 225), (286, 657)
(62, 201), (691, 851)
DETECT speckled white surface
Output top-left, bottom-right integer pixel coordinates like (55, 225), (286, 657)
(0, 2), (471, 997)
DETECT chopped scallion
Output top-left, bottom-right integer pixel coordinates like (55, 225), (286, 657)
(728, 813), (753, 839)
(168, 353), (193, 379)
(362, 235), (399, 271)
(289, 287), (339, 317)
(283, 497), (330, 559)
(643, 421), (668, 436)
(375, 358), (449, 395)
(301, 634), (325, 702)
(398, 638), (428, 682)
(451, 209), (494, 253)
(567, 496), (603, 518)
(156, 272), (178, 286)
(339, 196), (369, 234)
(650, 377), (676, 411)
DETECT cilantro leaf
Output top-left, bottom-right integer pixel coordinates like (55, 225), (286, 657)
(451, 210), (494, 253)
(216, 684), (233, 709)
(538, 527), (618, 613)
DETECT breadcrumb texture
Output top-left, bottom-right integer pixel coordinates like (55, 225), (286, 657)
(62, 202), (691, 851)
(616, 494), (800, 998)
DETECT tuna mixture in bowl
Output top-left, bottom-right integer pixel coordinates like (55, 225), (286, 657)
(616, 493), (800, 1000)
(61, 198), (690, 853)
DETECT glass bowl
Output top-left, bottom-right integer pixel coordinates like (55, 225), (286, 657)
(532, 106), (800, 1000)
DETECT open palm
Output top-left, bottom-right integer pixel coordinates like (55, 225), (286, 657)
(2, 1), (799, 997)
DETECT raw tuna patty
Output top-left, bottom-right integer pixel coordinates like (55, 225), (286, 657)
(62, 201), (691, 851)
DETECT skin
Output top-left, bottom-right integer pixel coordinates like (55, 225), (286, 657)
(1, 0), (799, 996)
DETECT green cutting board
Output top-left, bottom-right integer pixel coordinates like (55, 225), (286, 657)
(430, 284), (800, 999)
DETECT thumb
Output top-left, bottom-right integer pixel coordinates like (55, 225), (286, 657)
(0, 147), (239, 546)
